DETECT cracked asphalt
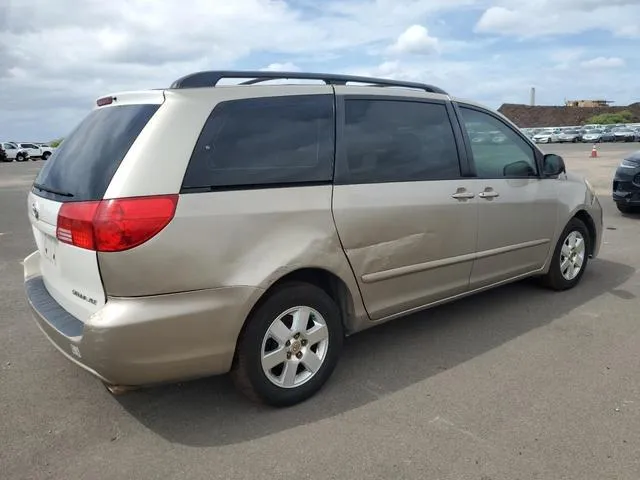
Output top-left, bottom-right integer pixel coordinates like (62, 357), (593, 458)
(1, 143), (639, 479)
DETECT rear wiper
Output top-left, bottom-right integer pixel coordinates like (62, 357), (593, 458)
(33, 183), (74, 197)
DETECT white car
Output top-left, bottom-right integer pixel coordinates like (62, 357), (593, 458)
(1, 142), (30, 162)
(17, 143), (44, 160)
(37, 143), (57, 160)
(533, 131), (558, 144)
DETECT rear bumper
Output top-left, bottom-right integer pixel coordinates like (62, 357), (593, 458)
(23, 251), (261, 386)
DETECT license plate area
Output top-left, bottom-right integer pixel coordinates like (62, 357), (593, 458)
(42, 233), (58, 266)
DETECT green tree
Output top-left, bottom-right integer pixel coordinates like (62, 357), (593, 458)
(49, 138), (63, 147)
(585, 110), (634, 125)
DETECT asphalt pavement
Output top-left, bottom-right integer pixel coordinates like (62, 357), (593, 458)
(1, 144), (640, 479)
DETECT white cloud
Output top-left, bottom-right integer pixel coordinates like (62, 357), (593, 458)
(387, 25), (439, 55)
(1, 0), (640, 140)
(475, 1), (640, 37)
(580, 57), (626, 68)
(550, 48), (585, 64)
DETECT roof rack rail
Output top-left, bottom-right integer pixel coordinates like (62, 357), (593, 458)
(169, 70), (448, 94)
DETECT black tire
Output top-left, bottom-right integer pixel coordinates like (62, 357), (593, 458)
(42, 152), (50, 160)
(540, 217), (590, 291)
(231, 282), (344, 407)
(616, 203), (639, 214)
(572, 138), (578, 143)
(16, 153), (24, 162)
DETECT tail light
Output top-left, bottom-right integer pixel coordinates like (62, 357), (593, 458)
(56, 195), (178, 252)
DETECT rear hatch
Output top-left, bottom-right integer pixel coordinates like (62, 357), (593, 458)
(28, 94), (163, 322)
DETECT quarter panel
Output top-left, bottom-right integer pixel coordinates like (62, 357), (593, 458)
(97, 186), (369, 325)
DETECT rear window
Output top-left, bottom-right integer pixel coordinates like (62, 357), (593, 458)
(33, 104), (159, 202)
(182, 94), (334, 190)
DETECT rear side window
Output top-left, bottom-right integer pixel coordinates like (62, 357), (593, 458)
(33, 104), (159, 202)
(182, 94), (334, 190)
(338, 99), (461, 184)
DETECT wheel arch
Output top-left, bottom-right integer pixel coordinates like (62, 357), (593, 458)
(573, 209), (597, 256)
(241, 266), (360, 337)
(231, 267), (360, 366)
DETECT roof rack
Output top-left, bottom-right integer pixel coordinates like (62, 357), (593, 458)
(169, 70), (448, 94)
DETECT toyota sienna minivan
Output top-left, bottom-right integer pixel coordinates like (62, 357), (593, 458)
(24, 70), (603, 406)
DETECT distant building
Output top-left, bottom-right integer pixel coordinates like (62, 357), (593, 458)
(565, 99), (614, 108)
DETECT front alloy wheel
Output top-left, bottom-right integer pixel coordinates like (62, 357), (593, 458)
(540, 218), (590, 291)
(559, 231), (586, 281)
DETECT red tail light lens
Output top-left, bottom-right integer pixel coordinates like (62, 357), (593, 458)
(56, 195), (178, 252)
(57, 201), (100, 250)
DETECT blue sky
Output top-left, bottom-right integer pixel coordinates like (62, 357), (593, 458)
(1, 0), (639, 141)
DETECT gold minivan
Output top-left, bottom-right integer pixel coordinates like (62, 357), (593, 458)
(24, 71), (602, 406)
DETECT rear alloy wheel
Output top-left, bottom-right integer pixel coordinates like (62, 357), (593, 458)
(540, 218), (590, 291)
(42, 152), (51, 160)
(231, 282), (343, 407)
(16, 153), (25, 162)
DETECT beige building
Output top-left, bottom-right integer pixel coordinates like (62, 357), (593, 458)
(565, 99), (614, 107)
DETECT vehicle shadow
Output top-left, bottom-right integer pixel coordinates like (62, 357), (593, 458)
(116, 258), (635, 447)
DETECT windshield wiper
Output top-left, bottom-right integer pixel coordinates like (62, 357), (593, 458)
(33, 183), (74, 197)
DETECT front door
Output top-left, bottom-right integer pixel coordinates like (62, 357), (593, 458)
(456, 104), (559, 289)
(332, 93), (478, 320)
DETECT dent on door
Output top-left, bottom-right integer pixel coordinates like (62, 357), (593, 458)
(333, 181), (478, 320)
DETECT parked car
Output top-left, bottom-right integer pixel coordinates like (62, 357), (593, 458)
(613, 128), (636, 142)
(557, 130), (582, 143)
(533, 130), (558, 144)
(600, 131), (616, 142)
(17, 142), (44, 160)
(1, 142), (30, 161)
(581, 130), (604, 143)
(37, 144), (57, 160)
(23, 70), (603, 406)
(613, 151), (640, 213)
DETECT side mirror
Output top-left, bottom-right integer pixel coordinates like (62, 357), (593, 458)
(503, 160), (536, 177)
(542, 154), (566, 176)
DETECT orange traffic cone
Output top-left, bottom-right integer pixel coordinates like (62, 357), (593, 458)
(591, 145), (598, 158)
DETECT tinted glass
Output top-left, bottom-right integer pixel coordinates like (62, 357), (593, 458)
(182, 95), (334, 189)
(34, 104), (159, 202)
(459, 106), (538, 178)
(341, 99), (460, 184)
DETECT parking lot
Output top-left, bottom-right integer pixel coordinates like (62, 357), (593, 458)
(1, 142), (639, 479)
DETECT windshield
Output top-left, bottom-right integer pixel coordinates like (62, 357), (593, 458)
(33, 104), (159, 202)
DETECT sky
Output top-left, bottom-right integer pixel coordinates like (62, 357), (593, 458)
(1, 0), (639, 141)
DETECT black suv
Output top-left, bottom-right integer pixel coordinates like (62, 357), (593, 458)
(613, 151), (640, 213)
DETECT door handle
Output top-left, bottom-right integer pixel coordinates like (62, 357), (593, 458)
(478, 189), (500, 199)
(451, 188), (475, 200)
